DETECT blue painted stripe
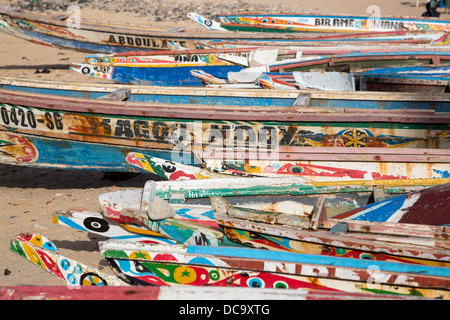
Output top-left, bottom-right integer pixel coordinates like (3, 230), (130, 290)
(58, 216), (86, 231)
(3, 84), (449, 112)
(187, 246), (450, 278)
(6, 132), (196, 171)
(109, 65), (243, 86)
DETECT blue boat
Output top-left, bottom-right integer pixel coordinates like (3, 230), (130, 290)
(1, 7), (448, 53)
(0, 130), (195, 172)
(358, 65), (450, 82)
(70, 48), (252, 86)
(1, 76), (449, 112)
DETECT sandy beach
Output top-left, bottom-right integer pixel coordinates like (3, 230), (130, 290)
(0, 0), (448, 289)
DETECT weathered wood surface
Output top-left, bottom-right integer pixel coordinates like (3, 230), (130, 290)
(10, 233), (125, 286)
(0, 130), (191, 172)
(1, 285), (422, 300)
(4, 75), (449, 111)
(213, 196), (450, 266)
(135, 176), (450, 202)
(100, 240), (450, 298)
(53, 210), (177, 244)
(268, 52), (450, 73)
(4, 87), (448, 174)
(216, 213), (450, 266)
(213, 12), (450, 33)
(9, 232), (450, 298)
(2, 7), (448, 53)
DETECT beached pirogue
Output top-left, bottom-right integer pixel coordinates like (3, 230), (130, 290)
(10, 178), (450, 298)
(0, 77), (449, 178)
(71, 48), (450, 86)
(2, 7), (447, 53)
(192, 11), (450, 33)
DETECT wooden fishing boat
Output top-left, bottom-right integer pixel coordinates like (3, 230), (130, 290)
(7, 234), (428, 300)
(55, 176), (426, 248)
(254, 70), (450, 93)
(70, 48), (253, 86)
(98, 173), (450, 240)
(52, 209), (178, 245)
(99, 239), (450, 298)
(0, 88), (448, 177)
(202, 12), (450, 33)
(357, 65), (450, 87)
(212, 184), (450, 267)
(267, 51), (450, 74)
(0, 130), (197, 172)
(2, 7), (445, 53)
(128, 148), (450, 184)
(72, 49), (450, 86)
(10, 233), (126, 286)
(2, 75), (449, 111)
(1, 285), (424, 300)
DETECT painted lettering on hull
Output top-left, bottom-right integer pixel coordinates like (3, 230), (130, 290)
(107, 35), (187, 49)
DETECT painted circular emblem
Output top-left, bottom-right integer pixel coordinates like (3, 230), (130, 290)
(338, 128), (373, 147)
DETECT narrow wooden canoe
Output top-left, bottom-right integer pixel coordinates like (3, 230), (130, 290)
(3, 7), (444, 53)
(1, 285), (425, 300)
(212, 184), (450, 266)
(100, 239), (450, 298)
(2, 76), (449, 111)
(0, 88), (448, 175)
(72, 50), (450, 85)
(71, 48), (254, 86)
(213, 12), (450, 33)
(11, 232), (447, 298)
(10, 233), (125, 286)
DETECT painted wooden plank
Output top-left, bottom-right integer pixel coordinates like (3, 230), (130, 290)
(52, 210), (177, 244)
(211, 187), (450, 266)
(10, 233), (125, 286)
(5, 75), (449, 112)
(202, 159), (450, 182)
(213, 12), (450, 33)
(1, 87), (450, 123)
(0, 130), (195, 172)
(216, 213), (450, 267)
(100, 240), (450, 298)
(1, 285), (421, 300)
(2, 7), (447, 53)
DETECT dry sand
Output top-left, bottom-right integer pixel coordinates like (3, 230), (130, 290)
(0, 0), (448, 289)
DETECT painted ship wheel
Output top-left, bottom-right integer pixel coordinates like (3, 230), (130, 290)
(339, 128), (370, 147)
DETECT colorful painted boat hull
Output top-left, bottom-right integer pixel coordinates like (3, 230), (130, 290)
(212, 185), (450, 266)
(3, 7), (445, 53)
(215, 13), (450, 33)
(0, 130), (194, 172)
(100, 240), (450, 298)
(71, 63), (244, 86)
(71, 48), (253, 86)
(10, 232), (450, 298)
(0, 88), (448, 176)
(2, 76), (450, 111)
(1, 285), (424, 300)
(10, 233), (125, 286)
(268, 51), (450, 73)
